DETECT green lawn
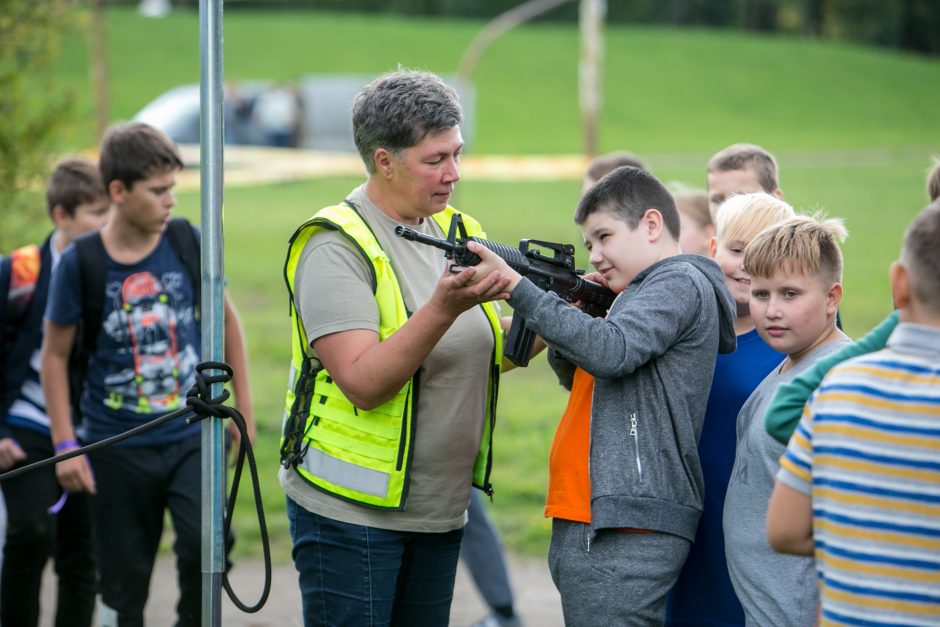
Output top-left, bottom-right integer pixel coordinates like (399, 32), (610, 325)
(51, 7), (940, 154)
(27, 6), (940, 560)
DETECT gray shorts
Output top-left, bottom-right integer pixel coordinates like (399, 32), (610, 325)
(548, 519), (690, 627)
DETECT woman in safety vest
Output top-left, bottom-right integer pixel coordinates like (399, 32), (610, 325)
(279, 69), (511, 626)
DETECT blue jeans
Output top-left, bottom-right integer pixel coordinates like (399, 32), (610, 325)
(287, 497), (464, 627)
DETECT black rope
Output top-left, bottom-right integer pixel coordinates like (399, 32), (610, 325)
(186, 361), (272, 613)
(0, 361), (271, 614)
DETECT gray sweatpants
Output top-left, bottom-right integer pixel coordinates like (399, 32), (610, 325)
(548, 519), (690, 627)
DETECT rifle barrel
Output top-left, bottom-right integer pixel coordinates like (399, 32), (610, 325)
(394, 226), (454, 253)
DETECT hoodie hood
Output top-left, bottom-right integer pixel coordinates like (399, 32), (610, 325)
(631, 254), (738, 355)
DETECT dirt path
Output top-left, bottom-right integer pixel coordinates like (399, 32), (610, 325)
(41, 553), (563, 626)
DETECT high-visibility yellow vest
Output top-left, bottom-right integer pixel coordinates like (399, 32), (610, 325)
(281, 202), (502, 510)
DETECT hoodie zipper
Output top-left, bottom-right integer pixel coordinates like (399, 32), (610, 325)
(629, 412), (643, 481)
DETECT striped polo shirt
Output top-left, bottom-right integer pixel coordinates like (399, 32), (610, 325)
(777, 322), (940, 626)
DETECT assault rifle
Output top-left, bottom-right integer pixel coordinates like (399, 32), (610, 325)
(394, 214), (615, 366)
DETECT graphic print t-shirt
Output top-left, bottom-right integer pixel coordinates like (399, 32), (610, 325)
(47, 234), (200, 445)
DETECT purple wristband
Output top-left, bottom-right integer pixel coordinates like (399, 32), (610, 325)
(54, 439), (79, 454)
(48, 491), (69, 514)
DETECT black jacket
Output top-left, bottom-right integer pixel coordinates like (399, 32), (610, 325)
(0, 234), (53, 437)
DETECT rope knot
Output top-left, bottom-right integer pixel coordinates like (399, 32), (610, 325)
(186, 361), (233, 423)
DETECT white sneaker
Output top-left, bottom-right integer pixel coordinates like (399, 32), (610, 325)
(470, 613), (522, 627)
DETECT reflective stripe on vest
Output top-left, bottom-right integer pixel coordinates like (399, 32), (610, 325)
(281, 202), (502, 510)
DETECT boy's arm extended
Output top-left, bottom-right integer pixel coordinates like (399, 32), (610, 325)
(764, 310), (899, 445)
(465, 241), (698, 378)
(766, 481), (814, 556)
(40, 320), (96, 493)
(223, 291), (255, 448)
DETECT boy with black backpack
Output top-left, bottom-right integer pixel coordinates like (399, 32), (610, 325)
(41, 122), (254, 626)
(0, 156), (109, 627)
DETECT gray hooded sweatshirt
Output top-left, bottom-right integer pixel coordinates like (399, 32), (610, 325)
(509, 254), (737, 541)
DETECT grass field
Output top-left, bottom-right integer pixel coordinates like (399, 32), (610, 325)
(51, 7), (940, 154)
(27, 6), (940, 559)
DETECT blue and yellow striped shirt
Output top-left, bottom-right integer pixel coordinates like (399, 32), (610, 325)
(777, 322), (940, 626)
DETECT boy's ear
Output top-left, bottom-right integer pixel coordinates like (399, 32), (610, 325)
(643, 208), (665, 242)
(108, 179), (128, 203)
(826, 281), (843, 316)
(772, 188), (784, 200)
(50, 204), (69, 229)
(708, 236), (718, 259)
(890, 261), (911, 311)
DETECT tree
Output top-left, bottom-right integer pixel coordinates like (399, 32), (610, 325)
(0, 0), (77, 251)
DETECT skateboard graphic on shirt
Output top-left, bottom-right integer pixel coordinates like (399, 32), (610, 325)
(100, 271), (197, 413)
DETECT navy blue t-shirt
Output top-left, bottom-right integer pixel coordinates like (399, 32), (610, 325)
(46, 233), (201, 446)
(665, 329), (783, 627)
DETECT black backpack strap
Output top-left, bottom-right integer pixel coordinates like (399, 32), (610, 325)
(71, 231), (109, 423)
(74, 231), (108, 354)
(165, 217), (201, 319)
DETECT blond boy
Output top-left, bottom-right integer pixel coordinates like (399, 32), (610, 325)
(722, 215), (851, 625)
(768, 203), (940, 625)
(707, 143), (782, 220)
(665, 192), (795, 626)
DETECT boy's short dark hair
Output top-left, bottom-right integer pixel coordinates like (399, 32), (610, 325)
(575, 166), (680, 240)
(585, 151), (647, 185)
(352, 69), (462, 174)
(902, 202), (940, 315)
(46, 156), (107, 216)
(708, 143), (779, 193)
(927, 159), (940, 202)
(99, 122), (183, 191)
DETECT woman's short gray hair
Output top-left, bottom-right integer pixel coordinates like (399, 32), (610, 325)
(352, 70), (462, 174)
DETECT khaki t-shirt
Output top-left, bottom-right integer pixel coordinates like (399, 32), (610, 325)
(280, 185), (496, 533)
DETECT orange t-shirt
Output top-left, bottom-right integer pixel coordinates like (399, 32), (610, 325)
(545, 367), (595, 523)
(544, 367), (651, 533)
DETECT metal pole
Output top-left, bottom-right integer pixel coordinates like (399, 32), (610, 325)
(579, 0), (605, 157)
(89, 0), (110, 139)
(199, 0), (225, 624)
